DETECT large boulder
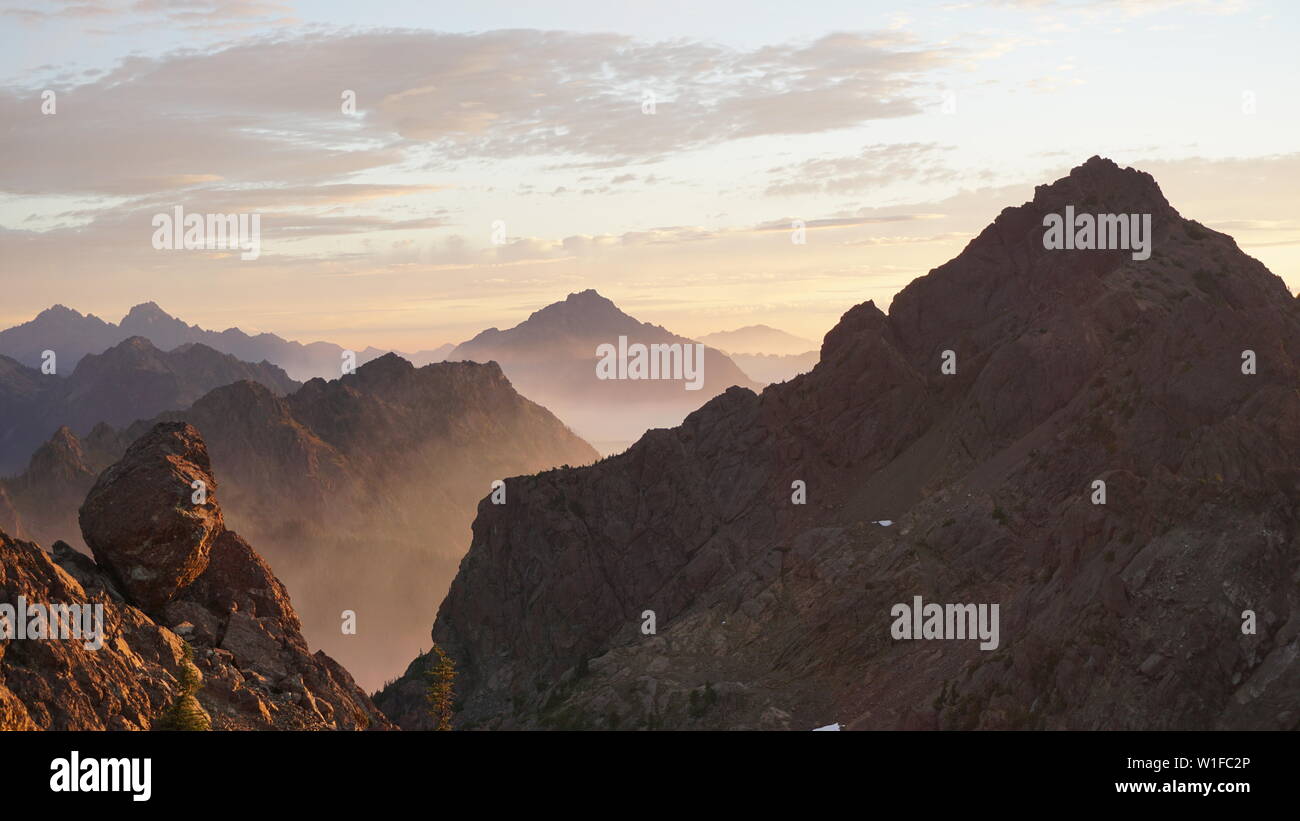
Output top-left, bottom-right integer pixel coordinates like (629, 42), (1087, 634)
(78, 422), (223, 614)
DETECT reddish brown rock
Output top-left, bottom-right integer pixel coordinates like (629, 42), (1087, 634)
(78, 422), (223, 614)
(0, 529), (188, 730)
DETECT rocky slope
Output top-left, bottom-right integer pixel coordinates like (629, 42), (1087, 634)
(5, 355), (599, 689)
(376, 157), (1300, 730)
(0, 336), (298, 474)
(0, 422), (391, 730)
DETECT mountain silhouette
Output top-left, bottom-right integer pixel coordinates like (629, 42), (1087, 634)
(448, 289), (761, 453)
(0, 301), (452, 382)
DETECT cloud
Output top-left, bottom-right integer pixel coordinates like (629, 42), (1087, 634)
(984, 0), (1245, 15)
(1, 27), (963, 202)
(752, 213), (948, 232)
(3, 0), (296, 31)
(763, 142), (957, 196)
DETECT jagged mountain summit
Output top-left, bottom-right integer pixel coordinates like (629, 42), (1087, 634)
(376, 157), (1300, 730)
(0, 301), (453, 383)
(448, 289), (761, 453)
(0, 336), (298, 475)
(0, 422), (391, 730)
(3, 354), (599, 690)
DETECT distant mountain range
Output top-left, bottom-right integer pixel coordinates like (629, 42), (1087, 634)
(1, 295), (778, 454)
(697, 324), (817, 356)
(449, 290), (761, 453)
(729, 351), (819, 385)
(376, 157), (1300, 731)
(0, 336), (298, 475)
(0, 301), (453, 382)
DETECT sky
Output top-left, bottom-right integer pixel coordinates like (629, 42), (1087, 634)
(1, 0), (1297, 350)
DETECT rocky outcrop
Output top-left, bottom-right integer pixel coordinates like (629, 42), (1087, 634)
(79, 423), (224, 614)
(377, 157), (1300, 730)
(0, 528), (184, 730)
(4, 355), (599, 690)
(0, 422), (392, 730)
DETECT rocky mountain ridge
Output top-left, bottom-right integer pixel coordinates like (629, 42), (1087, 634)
(375, 157), (1300, 730)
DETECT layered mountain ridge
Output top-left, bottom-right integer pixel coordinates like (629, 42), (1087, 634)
(375, 157), (1300, 730)
(0, 301), (452, 383)
(0, 336), (298, 475)
(4, 354), (599, 689)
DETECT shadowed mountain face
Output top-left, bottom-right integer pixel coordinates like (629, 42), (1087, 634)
(0, 336), (298, 475)
(448, 290), (761, 454)
(4, 354), (599, 690)
(376, 158), (1300, 730)
(0, 422), (391, 730)
(0, 301), (452, 383)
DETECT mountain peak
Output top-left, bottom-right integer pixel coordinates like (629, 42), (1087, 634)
(536, 289), (625, 321)
(120, 335), (158, 349)
(1028, 156), (1172, 216)
(483, 289), (640, 340)
(36, 304), (83, 319)
(564, 289), (615, 307)
(122, 301), (176, 324)
(354, 351), (415, 377)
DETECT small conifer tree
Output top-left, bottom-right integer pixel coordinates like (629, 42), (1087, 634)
(154, 642), (212, 731)
(425, 643), (457, 731)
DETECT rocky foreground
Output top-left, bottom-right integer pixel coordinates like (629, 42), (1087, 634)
(377, 158), (1300, 730)
(2, 355), (599, 690)
(0, 422), (391, 730)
